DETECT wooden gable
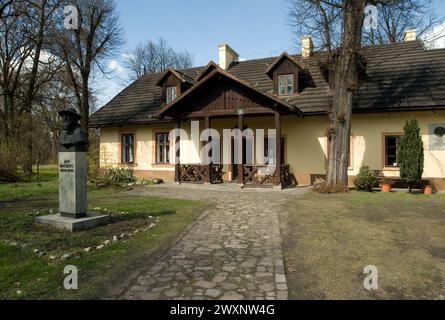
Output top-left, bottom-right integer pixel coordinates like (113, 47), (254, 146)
(196, 61), (219, 81)
(158, 70), (302, 119)
(167, 77), (275, 118)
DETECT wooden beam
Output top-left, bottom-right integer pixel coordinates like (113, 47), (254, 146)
(204, 116), (211, 184)
(174, 121), (181, 182)
(275, 112), (282, 186)
(177, 108), (278, 119)
(237, 113), (244, 185)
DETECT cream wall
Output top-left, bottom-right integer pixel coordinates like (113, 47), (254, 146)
(99, 110), (445, 188)
(100, 124), (176, 177)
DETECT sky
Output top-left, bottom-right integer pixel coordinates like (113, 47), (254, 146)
(96, 0), (445, 108)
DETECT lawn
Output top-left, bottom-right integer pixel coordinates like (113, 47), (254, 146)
(280, 191), (445, 300)
(0, 165), (59, 201)
(0, 166), (209, 300)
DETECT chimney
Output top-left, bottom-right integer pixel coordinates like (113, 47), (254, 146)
(218, 44), (239, 70)
(403, 29), (417, 42)
(301, 36), (314, 58)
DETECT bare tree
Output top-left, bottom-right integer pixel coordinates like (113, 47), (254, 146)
(0, 0), (32, 139)
(21, 0), (62, 174)
(363, 0), (442, 45)
(288, 0), (425, 189)
(125, 38), (193, 80)
(56, 0), (123, 130)
(0, 0), (14, 19)
(290, 0), (443, 48)
(0, 0), (65, 176)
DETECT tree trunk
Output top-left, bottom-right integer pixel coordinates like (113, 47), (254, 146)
(81, 73), (90, 131)
(327, 0), (367, 189)
(23, 0), (48, 176)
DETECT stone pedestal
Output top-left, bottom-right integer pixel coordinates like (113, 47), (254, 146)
(59, 152), (87, 219)
(37, 213), (111, 232)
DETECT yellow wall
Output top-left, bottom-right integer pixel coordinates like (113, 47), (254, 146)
(99, 110), (445, 188)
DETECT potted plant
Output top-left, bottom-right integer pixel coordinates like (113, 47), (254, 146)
(381, 178), (393, 193)
(424, 183), (434, 195)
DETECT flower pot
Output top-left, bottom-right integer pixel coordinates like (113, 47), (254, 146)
(424, 184), (434, 195)
(381, 183), (392, 193)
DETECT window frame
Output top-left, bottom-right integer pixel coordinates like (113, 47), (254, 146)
(277, 74), (294, 96)
(155, 132), (171, 164)
(383, 133), (402, 169)
(166, 86), (178, 104)
(121, 133), (135, 164)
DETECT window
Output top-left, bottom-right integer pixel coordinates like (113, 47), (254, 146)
(121, 134), (134, 164)
(384, 135), (401, 167)
(156, 133), (170, 164)
(278, 74), (294, 96)
(166, 86), (177, 104)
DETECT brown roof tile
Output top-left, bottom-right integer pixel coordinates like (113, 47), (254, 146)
(90, 41), (445, 127)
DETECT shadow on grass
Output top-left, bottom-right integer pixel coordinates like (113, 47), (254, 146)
(111, 210), (176, 223)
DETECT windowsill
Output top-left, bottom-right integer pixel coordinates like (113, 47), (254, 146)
(120, 163), (138, 167)
(151, 163), (174, 167)
(383, 167), (400, 171)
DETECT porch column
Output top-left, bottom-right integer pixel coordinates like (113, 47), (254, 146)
(275, 112), (282, 186)
(174, 120), (181, 183)
(237, 113), (244, 185)
(204, 116), (212, 184)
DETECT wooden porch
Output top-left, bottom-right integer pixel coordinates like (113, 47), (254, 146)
(175, 163), (294, 188)
(156, 65), (302, 189)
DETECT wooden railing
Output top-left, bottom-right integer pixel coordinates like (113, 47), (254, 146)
(210, 164), (224, 184)
(177, 164), (293, 187)
(243, 165), (276, 186)
(243, 164), (292, 187)
(177, 164), (223, 184)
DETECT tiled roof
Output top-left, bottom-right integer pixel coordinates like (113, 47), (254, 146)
(90, 41), (445, 127)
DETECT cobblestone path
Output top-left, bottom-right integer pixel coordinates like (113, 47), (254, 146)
(113, 184), (308, 300)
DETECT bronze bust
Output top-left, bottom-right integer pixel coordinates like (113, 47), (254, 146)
(59, 108), (89, 152)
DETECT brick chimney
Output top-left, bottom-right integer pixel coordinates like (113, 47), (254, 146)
(218, 44), (239, 70)
(302, 36), (314, 58)
(403, 29), (417, 42)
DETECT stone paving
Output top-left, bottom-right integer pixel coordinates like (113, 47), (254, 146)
(114, 183), (309, 300)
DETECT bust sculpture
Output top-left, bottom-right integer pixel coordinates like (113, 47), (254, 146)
(59, 108), (89, 152)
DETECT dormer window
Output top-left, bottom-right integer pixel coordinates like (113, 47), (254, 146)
(278, 74), (294, 96)
(265, 52), (301, 97)
(166, 86), (177, 104)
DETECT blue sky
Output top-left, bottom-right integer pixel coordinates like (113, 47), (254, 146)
(115, 0), (295, 65)
(95, 0), (445, 108)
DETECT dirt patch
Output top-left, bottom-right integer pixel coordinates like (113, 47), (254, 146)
(280, 192), (445, 300)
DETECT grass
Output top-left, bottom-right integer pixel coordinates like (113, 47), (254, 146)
(280, 191), (445, 300)
(0, 166), (209, 300)
(0, 165), (59, 201)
